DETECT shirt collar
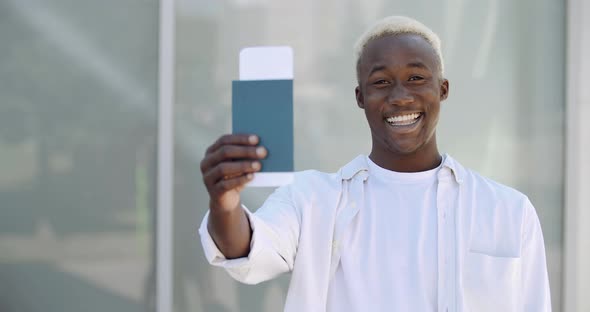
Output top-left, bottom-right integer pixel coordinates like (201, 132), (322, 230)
(440, 154), (465, 184)
(339, 155), (369, 181)
(339, 153), (464, 184)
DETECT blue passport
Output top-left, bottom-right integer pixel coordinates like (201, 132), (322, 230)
(232, 79), (293, 172)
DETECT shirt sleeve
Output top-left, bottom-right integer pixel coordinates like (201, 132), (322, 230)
(198, 184), (301, 285)
(521, 198), (552, 311)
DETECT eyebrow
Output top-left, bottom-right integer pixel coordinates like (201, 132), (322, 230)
(407, 61), (429, 70)
(368, 64), (387, 76)
(367, 61), (430, 76)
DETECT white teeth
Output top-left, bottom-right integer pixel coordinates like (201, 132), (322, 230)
(386, 113), (421, 125)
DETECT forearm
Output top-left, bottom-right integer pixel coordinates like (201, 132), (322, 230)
(207, 203), (252, 259)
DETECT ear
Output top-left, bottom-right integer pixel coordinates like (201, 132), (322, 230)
(355, 86), (365, 109)
(439, 79), (449, 101)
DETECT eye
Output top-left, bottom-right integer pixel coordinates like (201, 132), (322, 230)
(408, 75), (424, 81)
(373, 79), (389, 85)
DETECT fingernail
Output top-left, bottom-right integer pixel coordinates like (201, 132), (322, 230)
(248, 135), (258, 144)
(247, 173), (253, 179)
(251, 162), (261, 170)
(256, 147), (266, 157)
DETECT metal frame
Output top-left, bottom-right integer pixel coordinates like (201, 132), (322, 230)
(564, 0), (590, 311)
(157, 0), (175, 311)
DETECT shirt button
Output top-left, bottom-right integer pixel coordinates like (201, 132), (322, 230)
(350, 202), (356, 209)
(332, 240), (339, 252)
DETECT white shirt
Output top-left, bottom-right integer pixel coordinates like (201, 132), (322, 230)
(199, 154), (551, 312)
(327, 156), (440, 311)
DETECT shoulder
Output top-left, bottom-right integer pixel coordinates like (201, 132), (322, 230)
(285, 155), (367, 200)
(289, 169), (340, 195)
(449, 155), (530, 206)
(470, 170), (527, 200)
(450, 156), (539, 257)
(290, 155), (367, 189)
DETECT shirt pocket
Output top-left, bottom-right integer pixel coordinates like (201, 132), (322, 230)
(463, 250), (521, 312)
(462, 201), (525, 312)
(468, 200), (524, 258)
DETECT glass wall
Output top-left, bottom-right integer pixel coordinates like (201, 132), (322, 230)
(0, 0), (565, 311)
(0, 1), (159, 311)
(176, 0), (565, 311)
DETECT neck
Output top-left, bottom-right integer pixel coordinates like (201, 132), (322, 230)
(369, 142), (442, 173)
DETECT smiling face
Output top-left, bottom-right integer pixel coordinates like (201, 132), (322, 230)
(356, 33), (449, 171)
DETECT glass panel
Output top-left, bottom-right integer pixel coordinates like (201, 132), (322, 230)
(175, 0), (564, 311)
(0, 1), (159, 311)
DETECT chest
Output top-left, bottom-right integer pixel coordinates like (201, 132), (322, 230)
(340, 180), (439, 266)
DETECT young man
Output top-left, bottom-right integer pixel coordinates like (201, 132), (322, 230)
(199, 16), (551, 312)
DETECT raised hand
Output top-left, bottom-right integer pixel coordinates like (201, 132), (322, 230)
(199, 134), (267, 258)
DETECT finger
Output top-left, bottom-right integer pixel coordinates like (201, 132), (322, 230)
(215, 173), (254, 192)
(201, 145), (267, 172)
(203, 161), (261, 185)
(206, 134), (259, 155)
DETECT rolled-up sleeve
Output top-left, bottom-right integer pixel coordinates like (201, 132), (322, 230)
(198, 184), (301, 284)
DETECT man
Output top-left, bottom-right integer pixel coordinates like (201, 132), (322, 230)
(199, 16), (551, 312)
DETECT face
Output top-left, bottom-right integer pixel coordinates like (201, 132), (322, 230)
(356, 33), (449, 163)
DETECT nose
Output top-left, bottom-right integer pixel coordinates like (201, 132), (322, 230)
(388, 84), (414, 106)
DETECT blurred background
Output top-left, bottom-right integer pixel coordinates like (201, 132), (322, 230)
(0, 0), (588, 311)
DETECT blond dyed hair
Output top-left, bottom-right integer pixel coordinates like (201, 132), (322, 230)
(354, 16), (444, 81)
